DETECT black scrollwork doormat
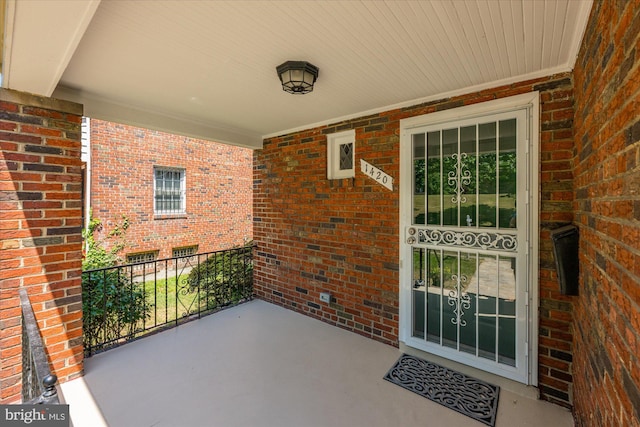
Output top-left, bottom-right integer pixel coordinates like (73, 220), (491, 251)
(384, 354), (500, 427)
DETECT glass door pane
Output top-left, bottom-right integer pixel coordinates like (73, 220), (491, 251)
(413, 134), (426, 225)
(426, 248), (442, 344)
(478, 122), (497, 227)
(426, 131), (441, 226)
(499, 119), (517, 229)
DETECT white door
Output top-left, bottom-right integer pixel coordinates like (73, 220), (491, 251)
(400, 96), (538, 385)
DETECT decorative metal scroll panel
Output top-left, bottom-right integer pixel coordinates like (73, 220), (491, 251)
(447, 152), (472, 204)
(407, 227), (517, 252)
(448, 276), (470, 326)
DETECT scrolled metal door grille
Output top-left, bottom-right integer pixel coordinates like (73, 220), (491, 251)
(410, 228), (518, 252)
(448, 274), (471, 326)
(447, 152), (472, 204)
(408, 111), (525, 377)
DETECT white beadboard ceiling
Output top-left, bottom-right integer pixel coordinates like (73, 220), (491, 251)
(2, 0), (592, 148)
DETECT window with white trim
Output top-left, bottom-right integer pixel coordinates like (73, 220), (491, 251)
(327, 130), (355, 179)
(126, 251), (158, 264)
(154, 167), (186, 215)
(172, 245), (198, 258)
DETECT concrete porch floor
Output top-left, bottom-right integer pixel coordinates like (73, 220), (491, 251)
(60, 299), (574, 427)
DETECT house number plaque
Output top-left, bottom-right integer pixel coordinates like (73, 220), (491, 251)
(360, 159), (393, 191)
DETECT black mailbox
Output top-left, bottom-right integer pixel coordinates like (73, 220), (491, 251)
(550, 225), (580, 296)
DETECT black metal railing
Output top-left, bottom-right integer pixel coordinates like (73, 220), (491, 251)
(20, 288), (60, 404)
(82, 244), (254, 356)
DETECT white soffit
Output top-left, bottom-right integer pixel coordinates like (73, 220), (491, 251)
(4, 1), (593, 148)
(2, 0), (100, 96)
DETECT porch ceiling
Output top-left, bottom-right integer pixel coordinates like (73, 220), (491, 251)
(2, 0), (592, 148)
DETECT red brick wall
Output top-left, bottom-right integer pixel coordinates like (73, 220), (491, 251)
(0, 89), (84, 403)
(536, 77), (576, 407)
(255, 118), (401, 345)
(89, 119), (253, 260)
(572, 1), (640, 425)
(254, 73), (576, 405)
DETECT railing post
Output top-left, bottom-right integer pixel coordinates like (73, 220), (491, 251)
(27, 375), (59, 405)
(19, 288), (60, 405)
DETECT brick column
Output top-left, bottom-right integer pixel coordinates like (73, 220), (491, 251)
(535, 76), (576, 407)
(0, 88), (84, 403)
(572, 1), (640, 425)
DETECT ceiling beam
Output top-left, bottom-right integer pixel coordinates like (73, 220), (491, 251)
(53, 85), (263, 149)
(2, 0), (100, 96)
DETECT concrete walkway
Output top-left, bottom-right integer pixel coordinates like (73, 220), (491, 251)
(61, 299), (573, 427)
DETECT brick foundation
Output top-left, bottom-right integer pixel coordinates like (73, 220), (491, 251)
(254, 73), (577, 406)
(0, 89), (84, 403)
(89, 119), (253, 259)
(572, 1), (640, 425)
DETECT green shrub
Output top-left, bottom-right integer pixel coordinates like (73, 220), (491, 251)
(187, 244), (253, 309)
(82, 213), (150, 350)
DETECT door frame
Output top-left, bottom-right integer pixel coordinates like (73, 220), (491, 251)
(399, 92), (540, 385)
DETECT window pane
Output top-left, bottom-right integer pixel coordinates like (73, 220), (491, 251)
(413, 247), (426, 338)
(154, 168), (185, 214)
(498, 317), (516, 366)
(413, 133), (426, 225)
(478, 254), (497, 361)
(339, 143), (353, 170)
(478, 122), (497, 227)
(426, 248), (442, 344)
(173, 245), (198, 258)
(498, 254), (516, 366)
(499, 119), (517, 229)
(426, 131), (441, 225)
(459, 252), (477, 356)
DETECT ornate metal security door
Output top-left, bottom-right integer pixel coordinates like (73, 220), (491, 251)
(402, 108), (530, 383)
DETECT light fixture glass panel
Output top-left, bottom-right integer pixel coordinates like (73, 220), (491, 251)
(290, 69), (303, 82)
(303, 71), (314, 85)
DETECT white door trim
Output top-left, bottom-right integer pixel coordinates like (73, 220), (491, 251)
(399, 92), (540, 385)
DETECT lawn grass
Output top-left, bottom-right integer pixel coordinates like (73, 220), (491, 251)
(141, 275), (200, 327)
